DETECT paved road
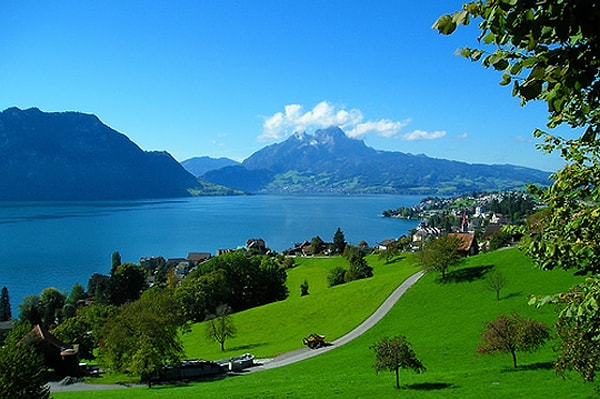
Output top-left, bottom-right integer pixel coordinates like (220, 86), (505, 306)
(49, 269), (425, 392)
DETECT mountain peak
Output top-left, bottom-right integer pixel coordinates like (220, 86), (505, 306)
(242, 127), (375, 173)
(0, 107), (200, 200)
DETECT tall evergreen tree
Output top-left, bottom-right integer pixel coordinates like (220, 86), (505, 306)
(111, 251), (122, 276)
(0, 286), (11, 321)
(332, 227), (347, 254)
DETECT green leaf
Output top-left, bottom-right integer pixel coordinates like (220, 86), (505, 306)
(483, 31), (496, 44)
(493, 59), (509, 71)
(433, 15), (456, 35)
(520, 81), (542, 100)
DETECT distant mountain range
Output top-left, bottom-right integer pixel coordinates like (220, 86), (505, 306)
(202, 127), (551, 195)
(0, 108), (551, 201)
(181, 156), (240, 177)
(0, 107), (236, 201)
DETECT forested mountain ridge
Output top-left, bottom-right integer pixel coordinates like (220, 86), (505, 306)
(0, 107), (203, 201)
(202, 126), (551, 194)
(181, 156), (240, 177)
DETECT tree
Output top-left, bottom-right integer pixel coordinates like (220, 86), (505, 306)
(52, 303), (115, 360)
(0, 325), (50, 399)
(420, 234), (463, 280)
(300, 279), (309, 296)
(370, 335), (425, 389)
(327, 266), (347, 287)
(39, 287), (65, 329)
(88, 273), (111, 305)
(0, 286), (11, 321)
(343, 245), (373, 282)
(18, 295), (41, 326)
(310, 235), (326, 255)
(345, 254), (373, 282)
(99, 288), (186, 385)
(549, 277), (600, 381)
(109, 262), (147, 306)
(378, 243), (399, 264)
(62, 282), (87, 319)
(477, 313), (550, 368)
(190, 252), (288, 313)
(332, 227), (347, 254)
(111, 251), (122, 275)
(206, 304), (236, 352)
(435, 0), (600, 380)
(175, 269), (229, 322)
(488, 230), (513, 251)
(484, 270), (506, 301)
(435, 1), (600, 142)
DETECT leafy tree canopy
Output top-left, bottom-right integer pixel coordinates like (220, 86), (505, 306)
(477, 312), (550, 368)
(421, 234), (464, 280)
(435, 0), (600, 138)
(370, 335), (425, 389)
(99, 288), (186, 382)
(0, 324), (50, 399)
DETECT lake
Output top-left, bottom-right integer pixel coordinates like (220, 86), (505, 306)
(0, 194), (422, 313)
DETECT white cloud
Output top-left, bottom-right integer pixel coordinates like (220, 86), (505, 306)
(259, 101), (407, 141)
(455, 132), (469, 140)
(346, 119), (410, 139)
(402, 130), (447, 141)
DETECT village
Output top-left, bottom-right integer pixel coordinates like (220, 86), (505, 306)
(381, 191), (538, 253)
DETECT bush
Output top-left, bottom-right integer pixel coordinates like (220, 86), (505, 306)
(327, 267), (347, 287)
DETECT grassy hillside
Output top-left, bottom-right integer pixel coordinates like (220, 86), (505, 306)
(183, 254), (421, 360)
(54, 249), (597, 398)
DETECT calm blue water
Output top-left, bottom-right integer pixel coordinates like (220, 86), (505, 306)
(0, 195), (421, 313)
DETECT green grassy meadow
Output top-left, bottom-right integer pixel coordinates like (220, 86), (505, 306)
(54, 249), (599, 398)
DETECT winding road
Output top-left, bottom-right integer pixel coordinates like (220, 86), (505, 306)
(49, 269), (425, 392)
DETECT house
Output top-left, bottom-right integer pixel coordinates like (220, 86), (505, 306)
(140, 256), (166, 271)
(246, 238), (267, 254)
(377, 238), (397, 251)
(283, 240), (311, 256)
(483, 223), (502, 240)
(448, 233), (479, 257)
(187, 252), (212, 265)
(412, 225), (443, 244)
(24, 324), (80, 377)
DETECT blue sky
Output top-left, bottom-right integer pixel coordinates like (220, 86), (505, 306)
(1, 1), (571, 171)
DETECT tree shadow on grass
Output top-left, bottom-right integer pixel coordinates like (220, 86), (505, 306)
(441, 265), (494, 283)
(501, 361), (554, 373)
(502, 291), (524, 300)
(228, 342), (268, 352)
(383, 255), (406, 265)
(406, 382), (457, 391)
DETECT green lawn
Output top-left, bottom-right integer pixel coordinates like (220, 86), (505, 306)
(54, 249), (598, 398)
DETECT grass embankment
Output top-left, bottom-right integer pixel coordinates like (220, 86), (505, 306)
(54, 249), (597, 398)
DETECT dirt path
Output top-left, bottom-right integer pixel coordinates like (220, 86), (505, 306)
(49, 269), (426, 392)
